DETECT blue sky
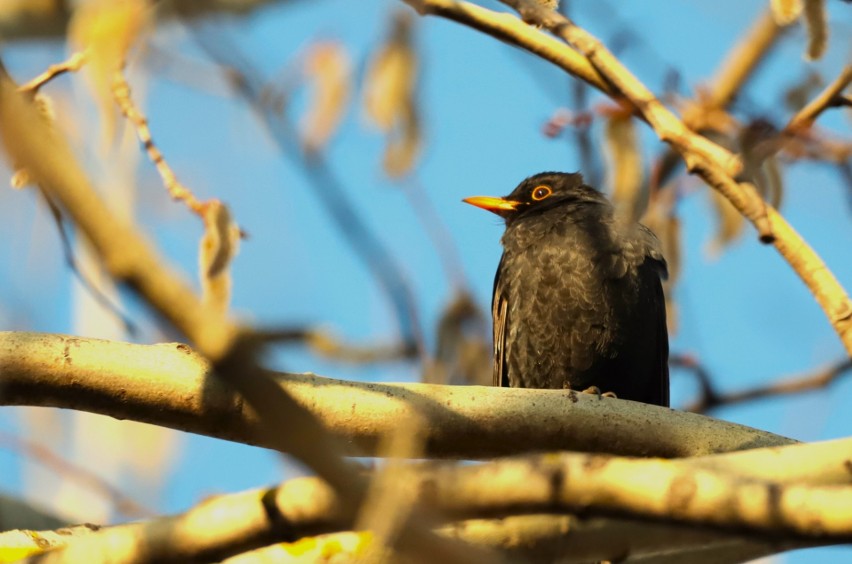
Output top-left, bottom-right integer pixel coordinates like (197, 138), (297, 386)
(1, 0), (851, 561)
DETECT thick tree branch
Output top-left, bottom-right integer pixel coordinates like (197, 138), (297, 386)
(0, 332), (795, 459)
(20, 440), (852, 563)
(0, 66), (490, 563)
(9, 514), (807, 564)
(403, 0), (852, 357)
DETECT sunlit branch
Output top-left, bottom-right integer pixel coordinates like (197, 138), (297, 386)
(0, 65), (489, 564)
(786, 65), (852, 132)
(402, 0), (852, 357)
(0, 332), (796, 460)
(18, 52), (87, 94)
(23, 441), (852, 562)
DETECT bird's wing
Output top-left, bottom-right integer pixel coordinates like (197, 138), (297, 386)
(492, 254), (510, 388)
(653, 267), (671, 407)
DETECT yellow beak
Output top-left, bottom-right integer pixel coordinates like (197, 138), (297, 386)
(463, 196), (520, 217)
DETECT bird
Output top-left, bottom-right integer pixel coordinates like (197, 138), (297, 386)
(463, 171), (669, 407)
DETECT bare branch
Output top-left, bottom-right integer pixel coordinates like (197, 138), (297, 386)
(786, 65), (852, 132)
(112, 73), (205, 214)
(402, 0), (612, 94)
(703, 9), (784, 112)
(180, 18), (425, 354)
(18, 52), (87, 94)
(0, 332), (795, 460)
(674, 355), (852, 413)
(24, 439), (852, 563)
(0, 63), (492, 564)
(0, 0), (299, 41)
(402, 0), (852, 357)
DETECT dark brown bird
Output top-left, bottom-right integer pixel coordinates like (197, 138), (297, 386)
(464, 172), (669, 406)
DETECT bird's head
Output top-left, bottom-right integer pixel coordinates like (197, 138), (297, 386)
(463, 171), (601, 225)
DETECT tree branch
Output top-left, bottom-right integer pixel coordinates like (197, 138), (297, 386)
(402, 0), (612, 94)
(0, 64), (492, 564)
(21, 439), (852, 563)
(0, 332), (795, 459)
(675, 355), (852, 413)
(402, 0), (852, 357)
(786, 65), (852, 132)
(0, 0), (297, 41)
(703, 9), (784, 112)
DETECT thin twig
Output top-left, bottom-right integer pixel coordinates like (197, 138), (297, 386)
(403, 0), (612, 95)
(0, 53), (495, 564)
(704, 9), (783, 112)
(182, 17), (425, 356)
(786, 65), (852, 132)
(111, 72), (205, 214)
(401, 177), (468, 291)
(403, 0), (852, 356)
(262, 327), (417, 363)
(40, 192), (139, 336)
(0, 431), (155, 519)
(675, 355), (852, 413)
(18, 51), (87, 94)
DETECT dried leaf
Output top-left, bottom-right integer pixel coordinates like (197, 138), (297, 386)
(803, 0), (828, 60)
(356, 412), (425, 560)
(425, 292), (490, 386)
(9, 94), (55, 190)
(763, 155), (784, 209)
(364, 12), (416, 131)
(300, 41), (351, 153)
(363, 11), (422, 178)
(10, 169), (32, 189)
(770, 0), (803, 24)
(604, 114), (646, 222)
(199, 200), (241, 314)
(739, 119), (785, 207)
(383, 104), (421, 178)
(69, 0), (149, 144)
(783, 71), (823, 111)
(707, 187), (745, 258)
(641, 188), (681, 334)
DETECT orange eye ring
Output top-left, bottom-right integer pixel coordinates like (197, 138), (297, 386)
(531, 185), (552, 201)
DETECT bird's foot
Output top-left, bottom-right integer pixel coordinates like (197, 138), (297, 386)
(582, 386), (618, 399)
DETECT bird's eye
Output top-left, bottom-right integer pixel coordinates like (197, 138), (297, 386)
(531, 185), (552, 201)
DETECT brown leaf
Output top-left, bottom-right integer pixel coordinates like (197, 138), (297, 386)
(707, 187), (745, 258)
(604, 114), (646, 222)
(300, 41), (352, 153)
(363, 11), (422, 178)
(363, 12), (416, 131)
(383, 103), (421, 179)
(199, 200), (241, 314)
(739, 119), (785, 208)
(783, 71), (823, 111)
(641, 188), (681, 334)
(770, 0), (803, 25)
(803, 0), (828, 60)
(9, 94), (56, 189)
(69, 0), (149, 145)
(425, 292), (490, 386)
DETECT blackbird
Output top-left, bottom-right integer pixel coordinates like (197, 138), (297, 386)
(464, 172), (669, 407)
